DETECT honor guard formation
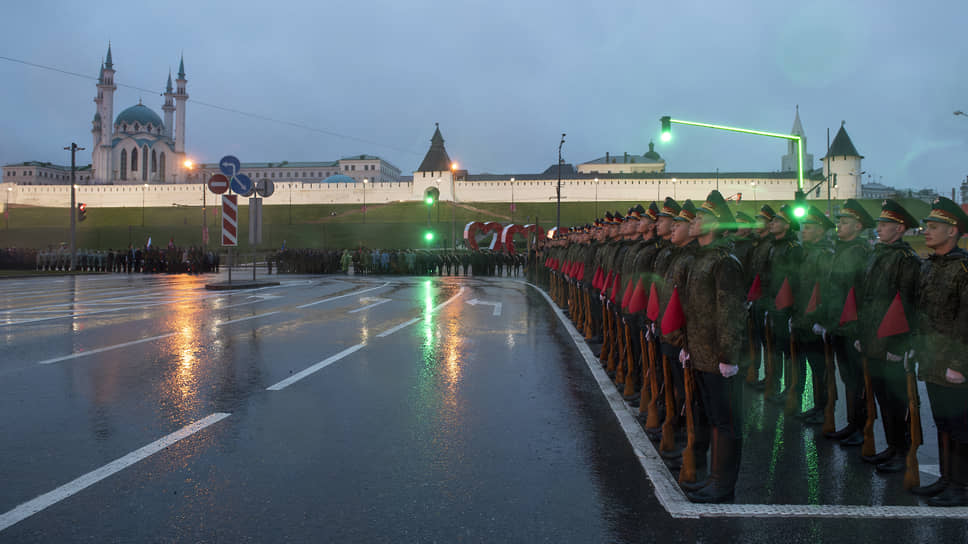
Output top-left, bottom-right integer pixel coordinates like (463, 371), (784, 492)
(538, 190), (968, 506)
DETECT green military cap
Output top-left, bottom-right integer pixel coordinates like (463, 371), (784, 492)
(775, 204), (801, 231)
(801, 205), (835, 230)
(658, 197), (681, 218)
(613, 210), (625, 223)
(626, 204), (644, 221)
(836, 198), (875, 228)
(923, 196), (968, 233)
(757, 204), (776, 221)
(604, 211), (614, 223)
(877, 199), (918, 230)
(674, 199), (697, 222)
(645, 202), (660, 222)
(734, 211), (755, 224)
(697, 190), (735, 227)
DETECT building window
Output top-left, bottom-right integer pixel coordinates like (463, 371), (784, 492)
(160, 152), (166, 181)
(142, 146), (149, 181)
(134, 123), (140, 131)
(121, 149), (128, 180)
(131, 147), (139, 171)
(151, 150), (157, 173)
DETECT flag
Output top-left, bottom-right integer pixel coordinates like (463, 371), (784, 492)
(839, 287), (858, 326)
(647, 282), (660, 322)
(877, 292), (910, 338)
(775, 277), (794, 310)
(747, 274), (762, 302)
(146, 236), (152, 248)
(628, 278), (647, 314)
(805, 282), (821, 314)
(610, 273), (622, 303)
(661, 287), (686, 335)
(621, 278), (635, 309)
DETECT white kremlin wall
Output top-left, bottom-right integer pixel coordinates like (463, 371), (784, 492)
(0, 174), (812, 211)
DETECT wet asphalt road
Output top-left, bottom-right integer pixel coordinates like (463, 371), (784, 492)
(0, 272), (966, 543)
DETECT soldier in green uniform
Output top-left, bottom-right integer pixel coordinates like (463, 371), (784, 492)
(792, 206), (835, 422)
(914, 197), (968, 506)
(764, 204), (803, 403)
(745, 205), (776, 389)
(855, 199), (920, 472)
(680, 190), (747, 503)
(821, 199), (875, 446)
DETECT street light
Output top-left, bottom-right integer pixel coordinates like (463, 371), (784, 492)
(510, 177), (515, 223)
(5, 186), (11, 230)
(362, 178), (368, 224)
(142, 183), (147, 227)
(671, 178), (677, 200)
(750, 181), (758, 203)
(594, 177), (599, 218)
(450, 162), (458, 249)
(556, 133), (566, 231)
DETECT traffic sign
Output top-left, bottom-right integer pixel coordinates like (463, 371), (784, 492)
(222, 195), (238, 246)
(256, 178), (275, 197)
(231, 173), (254, 196)
(219, 155), (241, 178)
(208, 174), (229, 194)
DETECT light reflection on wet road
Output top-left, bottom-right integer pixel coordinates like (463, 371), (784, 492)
(0, 273), (965, 542)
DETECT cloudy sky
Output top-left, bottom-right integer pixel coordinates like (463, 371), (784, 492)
(2, 0), (965, 194)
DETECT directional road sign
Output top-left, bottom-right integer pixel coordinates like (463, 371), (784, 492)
(208, 174), (229, 194)
(219, 155), (241, 179)
(231, 173), (254, 196)
(255, 178), (275, 198)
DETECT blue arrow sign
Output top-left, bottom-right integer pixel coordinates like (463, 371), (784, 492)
(219, 155), (241, 178)
(231, 173), (253, 196)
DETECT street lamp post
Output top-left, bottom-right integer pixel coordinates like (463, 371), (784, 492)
(142, 183), (147, 227)
(751, 181), (758, 203)
(450, 162), (458, 249)
(5, 187), (11, 230)
(671, 178), (677, 200)
(556, 133), (565, 231)
(594, 178), (599, 218)
(362, 178), (368, 224)
(510, 177), (515, 223)
(64, 142), (84, 270)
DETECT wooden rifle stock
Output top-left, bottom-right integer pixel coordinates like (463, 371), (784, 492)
(862, 356), (876, 458)
(679, 366), (697, 484)
(785, 333), (800, 415)
(645, 335), (662, 429)
(822, 337), (837, 434)
(599, 303), (611, 365)
(639, 330), (650, 415)
(764, 317), (777, 397)
(659, 354), (677, 453)
(623, 322), (638, 397)
(904, 354), (922, 491)
(746, 314), (758, 384)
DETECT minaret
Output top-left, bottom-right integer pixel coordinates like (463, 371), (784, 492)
(92, 61), (103, 155)
(173, 54), (188, 155)
(97, 44), (116, 149)
(782, 105), (813, 173)
(822, 121), (863, 199)
(162, 71), (175, 140)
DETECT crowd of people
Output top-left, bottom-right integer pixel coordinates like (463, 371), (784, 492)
(272, 247), (528, 277)
(538, 191), (968, 506)
(0, 245), (221, 274)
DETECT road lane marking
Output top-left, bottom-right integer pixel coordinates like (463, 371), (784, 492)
(296, 282), (390, 309)
(466, 298), (502, 316)
(37, 333), (178, 365)
(433, 286), (465, 311)
(217, 311), (281, 326)
(348, 297), (392, 314)
(0, 412), (231, 533)
(266, 344), (364, 391)
(376, 318), (420, 338)
(523, 281), (968, 520)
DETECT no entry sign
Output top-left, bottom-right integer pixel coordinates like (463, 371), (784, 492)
(208, 174), (229, 194)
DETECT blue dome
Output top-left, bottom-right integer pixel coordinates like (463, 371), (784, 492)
(323, 174), (357, 184)
(114, 104), (164, 132)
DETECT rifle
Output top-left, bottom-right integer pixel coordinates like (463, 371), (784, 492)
(679, 366), (697, 484)
(584, 291), (594, 340)
(645, 333), (662, 429)
(615, 321), (628, 385)
(746, 313), (759, 384)
(903, 352), (922, 490)
(623, 322), (639, 397)
(861, 355), (877, 458)
(606, 310), (619, 373)
(639, 329), (651, 415)
(785, 333), (801, 415)
(822, 337), (837, 434)
(599, 303), (612, 365)
(659, 354), (677, 453)
(764, 316), (777, 398)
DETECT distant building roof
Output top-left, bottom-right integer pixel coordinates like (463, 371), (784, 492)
(198, 161), (339, 169)
(542, 163), (577, 177)
(115, 103), (164, 130)
(464, 170), (824, 182)
(3, 161), (92, 171)
(322, 174), (357, 184)
(824, 123), (862, 159)
(582, 149), (663, 165)
(417, 123), (452, 172)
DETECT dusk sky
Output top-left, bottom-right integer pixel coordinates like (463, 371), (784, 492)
(2, 0), (965, 195)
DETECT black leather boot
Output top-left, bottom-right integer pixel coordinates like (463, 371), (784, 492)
(862, 446), (896, 465)
(912, 432), (950, 497)
(686, 430), (741, 503)
(928, 440), (968, 507)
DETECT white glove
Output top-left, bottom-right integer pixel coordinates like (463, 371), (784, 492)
(764, 311), (769, 328)
(812, 323), (826, 337)
(788, 317), (794, 334)
(744, 301), (753, 311)
(645, 326), (654, 342)
(854, 340), (862, 353)
(651, 322), (657, 336)
(719, 363), (739, 378)
(886, 352), (903, 363)
(599, 294), (605, 303)
(946, 368), (966, 384)
(906, 349), (916, 359)
(679, 349), (690, 367)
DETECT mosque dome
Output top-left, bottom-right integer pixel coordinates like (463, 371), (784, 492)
(114, 103), (165, 134)
(323, 174), (358, 184)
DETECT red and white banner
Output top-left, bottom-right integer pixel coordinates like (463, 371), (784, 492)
(222, 195), (238, 246)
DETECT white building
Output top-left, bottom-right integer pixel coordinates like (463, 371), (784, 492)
(577, 144), (666, 175)
(820, 122), (863, 200)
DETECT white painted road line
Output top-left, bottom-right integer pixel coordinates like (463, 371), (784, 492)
(433, 286), (465, 312)
(376, 318), (420, 338)
(296, 282), (390, 309)
(218, 311), (281, 326)
(0, 412), (231, 533)
(348, 297), (392, 314)
(525, 281), (968, 520)
(266, 344), (364, 391)
(37, 333), (178, 365)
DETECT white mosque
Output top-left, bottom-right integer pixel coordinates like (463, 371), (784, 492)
(90, 43), (189, 184)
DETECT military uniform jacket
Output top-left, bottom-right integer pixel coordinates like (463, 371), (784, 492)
(747, 234), (773, 310)
(659, 240), (699, 348)
(619, 239), (652, 317)
(730, 236), (756, 282)
(857, 240), (920, 359)
(822, 237), (870, 337)
(766, 231), (803, 314)
(629, 238), (663, 323)
(915, 248), (968, 387)
(794, 239), (834, 334)
(683, 238), (746, 373)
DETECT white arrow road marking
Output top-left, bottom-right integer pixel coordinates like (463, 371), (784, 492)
(466, 298), (502, 316)
(296, 282), (390, 309)
(348, 297), (391, 314)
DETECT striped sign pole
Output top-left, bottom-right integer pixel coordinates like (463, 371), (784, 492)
(222, 195), (238, 247)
